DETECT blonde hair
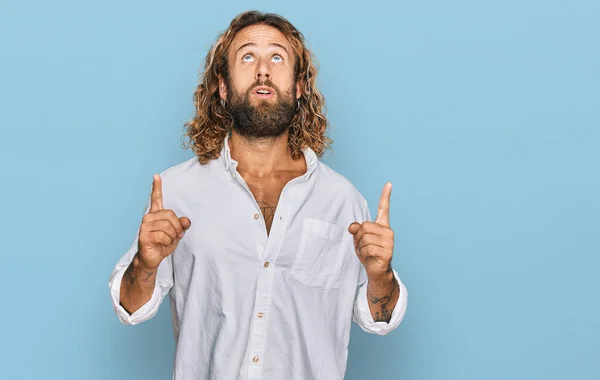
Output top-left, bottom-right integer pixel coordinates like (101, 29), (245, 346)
(182, 10), (332, 164)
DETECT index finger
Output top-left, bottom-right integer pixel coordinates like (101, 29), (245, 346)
(150, 174), (164, 212)
(375, 182), (392, 226)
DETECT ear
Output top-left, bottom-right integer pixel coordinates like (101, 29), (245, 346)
(295, 79), (302, 100)
(218, 74), (227, 101)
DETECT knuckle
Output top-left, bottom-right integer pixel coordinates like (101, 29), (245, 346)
(141, 232), (152, 244)
(162, 223), (175, 236)
(158, 232), (171, 245)
(162, 220), (174, 231)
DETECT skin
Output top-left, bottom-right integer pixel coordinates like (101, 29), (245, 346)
(348, 183), (400, 322)
(219, 24), (305, 235)
(120, 174), (191, 314)
(121, 24), (400, 323)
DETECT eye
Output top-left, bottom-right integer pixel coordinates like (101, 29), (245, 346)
(242, 54), (254, 62)
(272, 54), (283, 62)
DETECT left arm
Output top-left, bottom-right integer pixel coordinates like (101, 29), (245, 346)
(352, 267), (407, 335)
(349, 182), (407, 332)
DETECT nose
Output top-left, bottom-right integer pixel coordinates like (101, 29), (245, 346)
(255, 58), (271, 81)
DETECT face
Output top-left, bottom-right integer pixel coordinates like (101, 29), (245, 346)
(219, 24), (301, 139)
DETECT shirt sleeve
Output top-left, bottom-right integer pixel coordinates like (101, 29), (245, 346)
(351, 197), (408, 335)
(353, 266), (408, 335)
(107, 195), (174, 325)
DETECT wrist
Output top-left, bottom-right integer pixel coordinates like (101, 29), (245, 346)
(367, 267), (394, 285)
(133, 252), (159, 272)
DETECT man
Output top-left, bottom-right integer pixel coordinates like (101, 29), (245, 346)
(108, 10), (407, 380)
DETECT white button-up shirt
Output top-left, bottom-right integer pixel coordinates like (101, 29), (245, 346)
(108, 134), (408, 380)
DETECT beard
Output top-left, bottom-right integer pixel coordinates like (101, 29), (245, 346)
(225, 78), (297, 139)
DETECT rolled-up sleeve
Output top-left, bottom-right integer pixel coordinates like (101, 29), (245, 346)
(353, 267), (407, 335)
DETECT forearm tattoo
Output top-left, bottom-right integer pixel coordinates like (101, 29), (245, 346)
(367, 279), (397, 323)
(124, 261), (154, 285)
(122, 260), (155, 313)
(124, 263), (137, 285)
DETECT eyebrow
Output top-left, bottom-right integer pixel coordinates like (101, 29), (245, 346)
(236, 42), (289, 55)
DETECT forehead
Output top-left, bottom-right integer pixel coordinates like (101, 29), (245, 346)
(229, 24), (292, 54)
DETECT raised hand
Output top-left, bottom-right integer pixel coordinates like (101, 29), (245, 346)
(348, 182), (395, 280)
(137, 174), (192, 270)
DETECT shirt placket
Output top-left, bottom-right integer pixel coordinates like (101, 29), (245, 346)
(246, 192), (293, 380)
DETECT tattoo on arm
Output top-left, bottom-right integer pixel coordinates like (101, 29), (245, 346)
(121, 261), (155, 314)
(143, 271), (154, 281)
(124, 262), (155, 285)
(124, 263), (137, 285)
(368, 280), (397, 323)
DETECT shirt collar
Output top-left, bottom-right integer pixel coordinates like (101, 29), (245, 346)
(219, 132), (318, 179)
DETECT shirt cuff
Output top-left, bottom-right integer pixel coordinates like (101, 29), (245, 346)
(109, 266), (163, 325)
(354, 269), (408, 335)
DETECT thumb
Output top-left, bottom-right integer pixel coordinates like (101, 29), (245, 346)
(180, 217), (192, 231)
(348, 222), (360, 236)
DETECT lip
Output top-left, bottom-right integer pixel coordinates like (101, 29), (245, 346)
(252, 86), (275, 98)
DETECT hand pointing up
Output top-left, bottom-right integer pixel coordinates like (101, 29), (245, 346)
(136, 174), (192, 270)
(348, 182), (395, 280)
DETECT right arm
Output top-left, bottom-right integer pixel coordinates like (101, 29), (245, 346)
(109, 174), (191, 323)
(119, 253), (161, 315)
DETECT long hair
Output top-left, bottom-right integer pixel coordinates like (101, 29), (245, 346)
(182, 11), (332, 164)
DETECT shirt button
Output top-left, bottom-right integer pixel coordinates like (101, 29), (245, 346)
(254, 213), (260, 220)
(257, 312), (264, 318)
(252, 356), (259, 363)
(264, 261), (270, 268)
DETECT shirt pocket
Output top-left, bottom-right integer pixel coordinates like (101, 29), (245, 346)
(290, 217), (349, 290)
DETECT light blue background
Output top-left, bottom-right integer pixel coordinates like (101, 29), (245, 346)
(1, 0), (598, 379)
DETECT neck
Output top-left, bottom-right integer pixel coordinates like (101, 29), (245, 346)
(228, 130), (295, 177)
